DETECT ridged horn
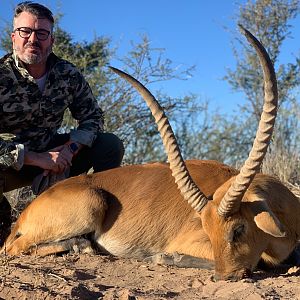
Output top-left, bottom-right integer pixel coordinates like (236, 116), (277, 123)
(218, 25), (278, 217)
(110, 66), (208, 211)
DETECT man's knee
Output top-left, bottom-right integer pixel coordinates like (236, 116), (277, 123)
(91, 133), (124, 171)
(94, 133), (124, 157)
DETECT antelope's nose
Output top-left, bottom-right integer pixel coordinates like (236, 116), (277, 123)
(213, 268), (252, 282)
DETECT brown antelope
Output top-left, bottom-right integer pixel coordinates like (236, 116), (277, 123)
(2, 26), (299, 281)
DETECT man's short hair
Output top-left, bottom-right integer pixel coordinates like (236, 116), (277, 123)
(14, 1), (54, 25)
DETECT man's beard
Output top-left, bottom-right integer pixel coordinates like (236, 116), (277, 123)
(14, 42), (52, 65)
(23, 53), (41, 64)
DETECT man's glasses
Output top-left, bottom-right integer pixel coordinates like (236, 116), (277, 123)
(14, 27), (51, 41)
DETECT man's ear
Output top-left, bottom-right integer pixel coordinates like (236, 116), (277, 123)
(11, 32), (16, 43)
(250, 200), (286, 238)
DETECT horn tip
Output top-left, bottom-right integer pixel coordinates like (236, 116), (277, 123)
(109, 66), (127, 78)
(238, 24), (247, 36)
(109, 66), (118, 73)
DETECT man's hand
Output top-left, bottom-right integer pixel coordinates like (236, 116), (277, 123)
(24, 145), (74, 174)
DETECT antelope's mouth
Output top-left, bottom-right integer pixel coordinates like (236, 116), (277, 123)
(214, 268), (252, 282)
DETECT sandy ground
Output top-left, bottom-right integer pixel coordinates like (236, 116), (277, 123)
(0, 251), (300, 300)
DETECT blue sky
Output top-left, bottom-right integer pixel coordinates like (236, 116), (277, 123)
(1, 0), (299, 114)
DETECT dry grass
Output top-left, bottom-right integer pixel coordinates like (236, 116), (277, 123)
(262, 149), (300, 198)
(262, 150), (300, 185)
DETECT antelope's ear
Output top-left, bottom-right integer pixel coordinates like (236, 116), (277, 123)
(250, 200), (286, 238)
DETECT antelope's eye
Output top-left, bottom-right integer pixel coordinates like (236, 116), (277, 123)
(232, 224), (246, 242)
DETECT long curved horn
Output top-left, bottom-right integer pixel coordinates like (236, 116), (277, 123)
(217, 25), (278, 217)
(110, 66), (208, 212)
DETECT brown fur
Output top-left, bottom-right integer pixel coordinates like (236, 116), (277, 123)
(2, 160), (299, 280)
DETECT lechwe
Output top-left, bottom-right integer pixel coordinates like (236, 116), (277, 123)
(2, 26), (299, 281)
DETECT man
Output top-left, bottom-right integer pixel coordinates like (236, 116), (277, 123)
(0, 1), (124, 244)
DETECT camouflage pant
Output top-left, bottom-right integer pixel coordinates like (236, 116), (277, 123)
(0, 132), (124, 245)
(0, 132), (124, 198)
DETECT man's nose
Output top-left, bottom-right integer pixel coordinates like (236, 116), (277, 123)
(28, 31), (39, 42)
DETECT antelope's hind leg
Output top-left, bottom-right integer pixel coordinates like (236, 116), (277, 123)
(1, 182), (108, 256)
(2, 236), (94, 256)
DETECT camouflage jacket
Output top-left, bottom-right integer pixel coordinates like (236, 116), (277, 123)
(0, 52), (104, 170)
